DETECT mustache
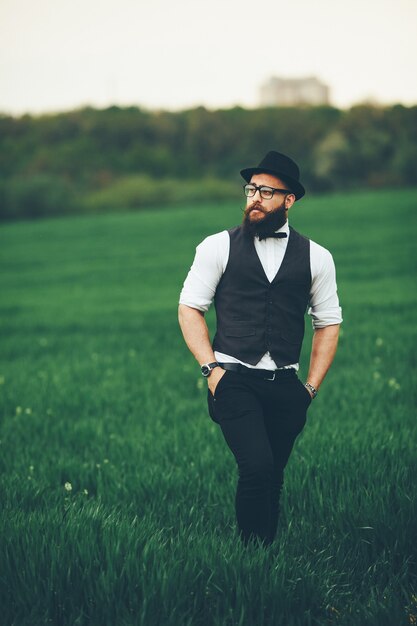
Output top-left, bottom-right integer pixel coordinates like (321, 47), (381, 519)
(243, 202), (266, 217)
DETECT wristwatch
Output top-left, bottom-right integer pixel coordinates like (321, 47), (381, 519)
(304, 381), (318, 399)
(201, 362), (220, 377)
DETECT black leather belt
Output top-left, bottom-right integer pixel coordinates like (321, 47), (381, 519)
(218, 362), (296, 381)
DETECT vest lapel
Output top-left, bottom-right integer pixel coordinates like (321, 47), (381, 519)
(271, 226), (296, 285)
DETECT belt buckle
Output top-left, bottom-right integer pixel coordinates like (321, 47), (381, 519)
(266, 371), (276, 381)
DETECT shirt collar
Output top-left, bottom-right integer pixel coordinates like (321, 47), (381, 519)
(275, 220), (289, 235)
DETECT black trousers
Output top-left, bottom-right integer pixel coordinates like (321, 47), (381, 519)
(207, 368), (312, 547)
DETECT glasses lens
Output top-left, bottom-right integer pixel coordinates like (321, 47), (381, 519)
(260, 187), (273, 199)
(244, 185), (256, 197)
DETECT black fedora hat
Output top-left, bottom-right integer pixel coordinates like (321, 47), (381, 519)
(240, 150), (305, 200)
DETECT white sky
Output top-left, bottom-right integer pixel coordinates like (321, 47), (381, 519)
(1, 0), (416, 115)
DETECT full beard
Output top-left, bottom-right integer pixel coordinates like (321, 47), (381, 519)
(242, 200), (287, 239)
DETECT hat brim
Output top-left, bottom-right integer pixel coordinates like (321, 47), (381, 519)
(240, 167), (305, 200)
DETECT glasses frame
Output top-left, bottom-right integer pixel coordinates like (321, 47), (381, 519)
(243, 183), (292, 200)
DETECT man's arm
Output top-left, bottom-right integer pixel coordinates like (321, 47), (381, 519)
(178, 303), (225, 393)
(305, 324), (340, 396)
(306, 242), (342, 397)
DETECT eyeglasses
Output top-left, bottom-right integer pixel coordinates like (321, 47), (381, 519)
(243, 183), (291, 200)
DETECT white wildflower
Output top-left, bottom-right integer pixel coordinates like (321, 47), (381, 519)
(388, 378), (400, 390)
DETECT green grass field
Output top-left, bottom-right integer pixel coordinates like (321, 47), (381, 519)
(1, 188), (416, 626)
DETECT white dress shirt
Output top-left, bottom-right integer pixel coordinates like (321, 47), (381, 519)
(179, 220), (343, 371)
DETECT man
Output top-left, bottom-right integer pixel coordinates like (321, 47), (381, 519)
(178, 150), (342, 548)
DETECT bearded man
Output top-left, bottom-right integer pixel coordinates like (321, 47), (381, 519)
(178, 151), (342, 547)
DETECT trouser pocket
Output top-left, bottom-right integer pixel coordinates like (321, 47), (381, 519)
(295, 377), (312, 408)
(207, 390), (219, 422)
(207, 370), (232, 422)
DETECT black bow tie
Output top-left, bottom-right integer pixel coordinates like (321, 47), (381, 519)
(258, 232), (288, 241)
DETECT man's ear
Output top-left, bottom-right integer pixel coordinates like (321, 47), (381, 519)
(285, 194), (296, 209)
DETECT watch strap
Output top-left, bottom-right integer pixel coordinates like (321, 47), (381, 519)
(201, 362), (220, 377)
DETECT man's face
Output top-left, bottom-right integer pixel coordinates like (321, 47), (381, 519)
(244, 173), (291, 220)
(242, 173), (295, 237)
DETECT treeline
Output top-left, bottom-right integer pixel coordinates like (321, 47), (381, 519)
(0, 103), (416, 220)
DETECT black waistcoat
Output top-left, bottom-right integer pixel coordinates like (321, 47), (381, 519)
(212, 225), (311, 366)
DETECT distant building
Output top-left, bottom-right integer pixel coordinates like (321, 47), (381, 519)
(260, 76), (330, 107)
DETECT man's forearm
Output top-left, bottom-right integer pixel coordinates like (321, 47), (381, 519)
(178, 304), (216, 365)
(306, 324), (340, 391)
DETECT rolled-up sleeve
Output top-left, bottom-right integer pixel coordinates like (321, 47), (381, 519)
(179, 231), (228, 312)
(308, 243), (343, 329)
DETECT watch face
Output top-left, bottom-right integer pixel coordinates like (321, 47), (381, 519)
(201, 365), (210, 377)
